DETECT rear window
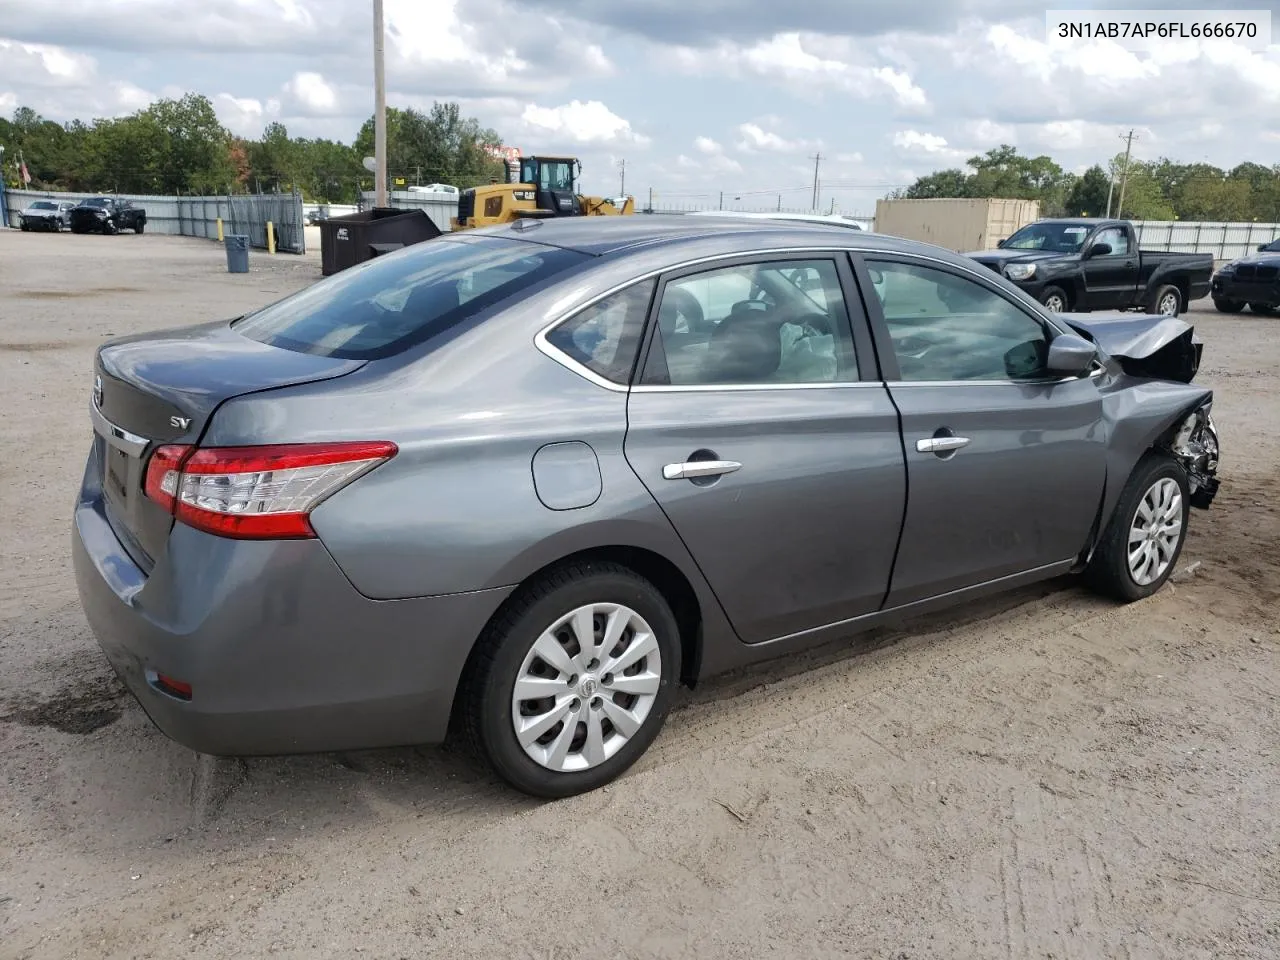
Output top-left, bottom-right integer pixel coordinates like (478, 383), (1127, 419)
(232, 236), (589, 360)
(31, 201), (56, 210)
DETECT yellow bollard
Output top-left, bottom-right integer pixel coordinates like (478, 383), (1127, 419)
(216, 217), (224, 242)
(267, 221), (276, 255)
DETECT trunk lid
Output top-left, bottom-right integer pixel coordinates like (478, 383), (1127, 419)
(91, 319), (365, 572)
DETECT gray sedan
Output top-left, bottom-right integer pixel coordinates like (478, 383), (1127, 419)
(72, 216), (1221, 798)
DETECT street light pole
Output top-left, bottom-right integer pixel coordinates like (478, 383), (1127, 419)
(373, 0), (388, 207)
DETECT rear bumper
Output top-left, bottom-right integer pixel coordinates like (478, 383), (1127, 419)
(72, 474), (512, 757)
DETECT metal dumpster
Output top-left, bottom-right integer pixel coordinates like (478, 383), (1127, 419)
(317, 207), (443, 276)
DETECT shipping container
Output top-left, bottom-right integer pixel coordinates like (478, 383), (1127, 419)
(872, 197), (1040, 253)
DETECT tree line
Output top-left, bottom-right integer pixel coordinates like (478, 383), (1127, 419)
(891, 144), (1280, 222)
(0, 94), (508, 203)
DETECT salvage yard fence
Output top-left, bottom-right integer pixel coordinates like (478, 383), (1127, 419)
(3, 187), (306, 254)
(1131, 220), (1280, 265)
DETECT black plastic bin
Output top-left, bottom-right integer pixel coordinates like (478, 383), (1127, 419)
(317, 207), (443, 276)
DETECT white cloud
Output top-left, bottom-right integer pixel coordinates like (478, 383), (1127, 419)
(213, 93), (282, 137)
(892, 130), (957, 155)
(519, 99), (649, 146)
(694, 136), (723, 155)
(284, 71), (339, 114)
(663, 32), (929, 111)
(737, 122), (816, 153)
(0, 39), (96, 88)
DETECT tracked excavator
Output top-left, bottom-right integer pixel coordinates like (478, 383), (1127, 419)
(451, 155), (635, 230)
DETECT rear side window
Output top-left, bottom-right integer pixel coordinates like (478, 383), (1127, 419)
(544, 280), (656, 384)
(233, 236), (588, 360)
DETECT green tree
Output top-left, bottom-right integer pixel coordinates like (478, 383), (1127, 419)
(1107, 154), (1175, 220)
(353, 101), (505, 189)
(1064, 165), (1111, 216)
(893, 168), (971, 199)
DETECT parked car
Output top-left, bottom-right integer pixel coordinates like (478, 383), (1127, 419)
(73, 216), (1221, 798)
(1210, 237), (1280, 315)
(964, 218), (1213, 316)
(68, 196), (147, 235)
(19, 199), (76, 232)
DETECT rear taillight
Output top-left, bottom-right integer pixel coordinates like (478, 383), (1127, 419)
(143, 441), (397, 540)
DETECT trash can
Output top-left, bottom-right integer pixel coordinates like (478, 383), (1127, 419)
(225, 234), (249, 274)
(317, 207), (443, 276)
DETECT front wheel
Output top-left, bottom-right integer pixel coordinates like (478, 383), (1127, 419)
(1214, 297), (1245, 314)
(1039, 285), (1069, 312)
(1084, 455), (1190, 603)
(1147, 284), (1181, 316)
(461, 562), (681, 798)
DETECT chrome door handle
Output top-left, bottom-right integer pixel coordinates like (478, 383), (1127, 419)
(916, 436), (970, 454)
(662, 460), (742, 480)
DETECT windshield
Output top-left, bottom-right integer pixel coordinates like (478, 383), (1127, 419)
(79, 198), (111, 208)
(233, 236), (588, 361)
(1003, 222), (1091, 253)
(1262, 239), (1280, 253)
(520, 158), (574, 191)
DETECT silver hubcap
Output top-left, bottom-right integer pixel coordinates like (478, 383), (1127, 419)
(1044, 295), (1065, 312)
(1127, 478), (1183, 586)
(1160, 293), (1178, 315)
(511, 602), (662, 773)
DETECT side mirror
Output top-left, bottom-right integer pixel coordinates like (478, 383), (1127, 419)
(1046, 333), (1097, 376)
(996, 238), (1007, 248)
(1085, 241), (1112, 258)
(1259, 244), (1268, 252)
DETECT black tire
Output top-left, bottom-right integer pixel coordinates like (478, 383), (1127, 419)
(134, 220), (145, 234)
(1213, 297), (1245, 314)
(20, 222), (28, 232)
(1039, 285), (1069, 312)
(460, 561), (682, 798)
(1146, 284), (1181, 316)
(70, 222), (85, 234)
(1084, 454), (1190, 603)
(1247, 302), (1275, 315)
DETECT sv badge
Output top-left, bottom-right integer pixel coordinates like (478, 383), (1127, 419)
(170, 416), (192, 430)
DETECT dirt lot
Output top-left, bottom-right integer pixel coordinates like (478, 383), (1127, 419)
(1, 229), (1277, 960)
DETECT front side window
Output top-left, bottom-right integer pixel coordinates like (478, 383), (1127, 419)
(866, 259), (1054, 382)
(1094, 227), (1129, 255)
(640, 259), (857, 386)
(233, 236), (588, 360)
(545, 280), (656, 384)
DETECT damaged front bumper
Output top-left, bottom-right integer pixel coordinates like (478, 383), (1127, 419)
(1164, 400), (1220, 509)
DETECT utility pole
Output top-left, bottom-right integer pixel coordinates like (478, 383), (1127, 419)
(373, 0), (388, 207)
(617, 159), (626, 196)
(719, 190), (723, 210)
(810, 153), (823, 211)
(777, 194), (782, 211)
(1115, 129), (1137, 219)
(1105, 173), (1116, 218)
(647, 186), (653, 213)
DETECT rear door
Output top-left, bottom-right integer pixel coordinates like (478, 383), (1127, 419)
(623, 253), (906, 645)
(1082, 225), (1140, 309)
(853, 253), (1107, 608)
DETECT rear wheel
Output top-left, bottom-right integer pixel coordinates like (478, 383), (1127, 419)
(1146, 284), (1181, 316)
(135, 220), (145, 234)
(461, 562), (681, 798)
(1084, 455), (1190, 603)
(1213, 297), (1245, 313)
(1039, 285), (1069, 312)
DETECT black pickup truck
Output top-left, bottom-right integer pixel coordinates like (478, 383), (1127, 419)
(1210, 237), (1280, 315)
(68, 196), (147, 235)
(965, 218), (1213, 317)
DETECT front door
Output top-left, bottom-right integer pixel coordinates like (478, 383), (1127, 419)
(624, 254), (906, 644)
(856, 254), (1108, 607)
(1082, 225), (1139, 310)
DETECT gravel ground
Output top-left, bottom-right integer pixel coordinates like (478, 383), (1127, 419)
(1, 229), (1277, 960)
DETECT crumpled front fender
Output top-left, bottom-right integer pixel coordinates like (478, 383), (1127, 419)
(1060, 311), (1201, 383)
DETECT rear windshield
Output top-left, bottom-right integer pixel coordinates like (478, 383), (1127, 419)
(80, 198), (111, 208)
(31, 201), (57, 210)
(233, 236), (589, 360)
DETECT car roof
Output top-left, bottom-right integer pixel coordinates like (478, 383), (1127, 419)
(463, 214), (929, 259)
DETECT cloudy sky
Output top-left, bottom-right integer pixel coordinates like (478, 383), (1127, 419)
(1, 0), (1278, 213)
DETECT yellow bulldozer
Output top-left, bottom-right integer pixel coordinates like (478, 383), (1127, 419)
(450, 155), (635, 230)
